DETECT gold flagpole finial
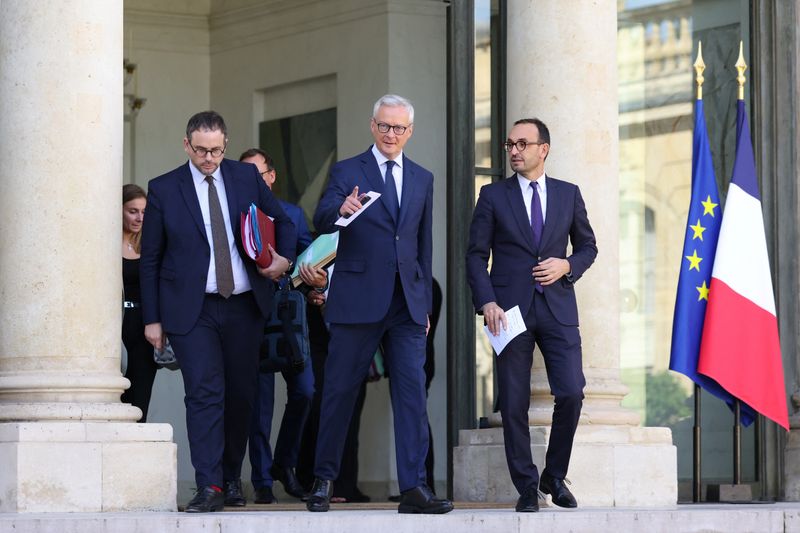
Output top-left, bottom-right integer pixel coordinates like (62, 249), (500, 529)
(735, 40), (747, 100)
(694, 41), (705, 100)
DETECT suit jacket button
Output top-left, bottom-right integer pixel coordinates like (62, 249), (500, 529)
(395, 236), (400, 241)
(537, 256), (542, 260)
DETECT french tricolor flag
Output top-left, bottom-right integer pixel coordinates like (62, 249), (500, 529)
(697, 100), (788, 430)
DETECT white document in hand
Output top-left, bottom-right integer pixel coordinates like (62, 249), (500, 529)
(335, 191), (381, 227)
(482, 305), (526, 355)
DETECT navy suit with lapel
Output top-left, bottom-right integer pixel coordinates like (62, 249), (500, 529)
(465, 173), (597, 494)
(139, 158), (296, 489)
(311, 147), (433, 492)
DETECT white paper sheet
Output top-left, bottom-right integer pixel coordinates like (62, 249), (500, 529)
(482, 305), (526, 355)
(335, 191), (382, 227)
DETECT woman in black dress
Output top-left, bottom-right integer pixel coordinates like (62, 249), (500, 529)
(121, 184), (158, 422)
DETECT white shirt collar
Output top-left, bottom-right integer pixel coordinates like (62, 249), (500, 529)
(516, 172), (546, 192)
(188, 160), (222, 185)
(371, 144), (404, 168)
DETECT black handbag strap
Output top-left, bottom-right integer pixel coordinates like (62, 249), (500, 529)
(276, 282), (305, 373)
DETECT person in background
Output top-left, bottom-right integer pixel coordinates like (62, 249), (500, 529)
(121, 184), (159, 422)
(239, 148), (315, 504)
(296, 263), (372, 504)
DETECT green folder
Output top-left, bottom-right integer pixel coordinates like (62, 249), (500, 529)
(290, 231), (339, 288)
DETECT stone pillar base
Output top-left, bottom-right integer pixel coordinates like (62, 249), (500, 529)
(0, 422), (177, 512)
(453, 425), (677, 507)
(783, 424), (800, 500)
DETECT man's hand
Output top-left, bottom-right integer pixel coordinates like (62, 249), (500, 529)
(426, 315), (431, 337)
(144, 322), (165, 351)
(306, 290), (326, 307)
(338, 186), (367, 217)
(532, 257), (571, 286)
(481, 302), (507, 337)
(299, 263), (328, 289)
(258, 244), (291, 281)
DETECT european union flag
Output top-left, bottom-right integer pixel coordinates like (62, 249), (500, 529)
(668, 98), (755, 425)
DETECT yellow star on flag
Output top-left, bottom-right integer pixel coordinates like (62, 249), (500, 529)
(701, 195), (718, 217)
(685, 250), (702, 271)
(689, 219), (706, 241)
(696, 280), (710, 301)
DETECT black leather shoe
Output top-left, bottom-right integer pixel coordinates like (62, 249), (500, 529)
(398, 485), (454, 514)
(253, 485), (277, 504)
(270, 463), (307, 499)
(223, 479), (246, 507)
(306, 478), (333, 512)
(185, 486), (224, 513)
(539, 472), (577, 508)
(515, 484), (540, 512)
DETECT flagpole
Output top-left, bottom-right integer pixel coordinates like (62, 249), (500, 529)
(691, 44), (705, 504)
(731, 42), (747, 489)
(693, 384), (702, 502)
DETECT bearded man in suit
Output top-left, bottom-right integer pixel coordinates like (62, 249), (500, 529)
(140, 111), (296, 512)
(466, 118), (597, 512)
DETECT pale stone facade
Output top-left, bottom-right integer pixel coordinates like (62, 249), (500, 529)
(0, 0), (176, 512)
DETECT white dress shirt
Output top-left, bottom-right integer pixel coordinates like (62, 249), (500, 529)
(189, 161), (252, 294)
(371, 144), (403, 206)
(517, 172), (547, 225)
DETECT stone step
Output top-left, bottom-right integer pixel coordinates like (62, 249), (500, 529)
(2, 504), (800, 533)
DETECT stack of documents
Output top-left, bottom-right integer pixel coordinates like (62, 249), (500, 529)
(241, 203), (276, 268)
(291, 231), (339, 288)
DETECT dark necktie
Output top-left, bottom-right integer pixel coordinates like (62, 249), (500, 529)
(531, 181), (544, 293)
(383, 160), (399, 222)
(205, 175), (234, 298)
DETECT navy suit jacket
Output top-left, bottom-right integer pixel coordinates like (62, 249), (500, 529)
(313, 147), (433, 326)
(279, 200), (313, 256)
(140, 159), (297, 334)
(466, 174), (597, 326)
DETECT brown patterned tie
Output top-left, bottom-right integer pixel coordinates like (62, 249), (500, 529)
(205, 175), (234, 298)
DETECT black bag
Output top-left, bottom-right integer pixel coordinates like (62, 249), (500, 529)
(260, 282), (310, 374)
(153, 338), (180, 371)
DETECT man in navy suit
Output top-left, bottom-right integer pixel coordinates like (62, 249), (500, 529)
(238, 148), (314, 504)
(466, 118), (597, 512)
(140, 112), (297, 513)
(306, 94), (453, 514)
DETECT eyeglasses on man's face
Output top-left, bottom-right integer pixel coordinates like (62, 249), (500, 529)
(503, 140), (546, 152)
(373, 120), (410, 136)
(189, 141), (226, 158)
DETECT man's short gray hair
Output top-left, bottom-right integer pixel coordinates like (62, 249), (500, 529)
(372, 94), (415, 124)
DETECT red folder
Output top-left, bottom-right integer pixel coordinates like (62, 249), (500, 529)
(241, 205), (275, 269)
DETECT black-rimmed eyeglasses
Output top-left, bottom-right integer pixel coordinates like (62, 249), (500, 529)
(503, 140), (546, 152)
(374, 120), (410, 135)
(189, 141), (226, 158)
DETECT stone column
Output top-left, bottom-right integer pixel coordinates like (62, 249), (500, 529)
(454, 1), (676, 506)
(0, 0), (175, 512)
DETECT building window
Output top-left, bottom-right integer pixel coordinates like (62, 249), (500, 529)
(617, 0), (755, 500)
(473, 0), (505, 421)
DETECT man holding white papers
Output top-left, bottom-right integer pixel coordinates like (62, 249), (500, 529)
(466, 118), (597, 512)
(307, 94), (452, 514)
